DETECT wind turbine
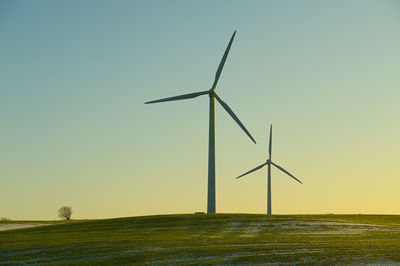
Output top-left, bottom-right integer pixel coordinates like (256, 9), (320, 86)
(236, 125), (302, 215)
(145, 31), (256, 214)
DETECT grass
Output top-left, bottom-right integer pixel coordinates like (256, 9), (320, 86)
(1, 214), (400, 264)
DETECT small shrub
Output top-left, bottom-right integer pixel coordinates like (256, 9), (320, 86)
(58, 206), (73, 220)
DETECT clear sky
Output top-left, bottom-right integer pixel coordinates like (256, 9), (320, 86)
(1, 0), (400, 220)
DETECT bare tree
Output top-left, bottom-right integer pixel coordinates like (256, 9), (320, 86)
(58, 206), (72, 220)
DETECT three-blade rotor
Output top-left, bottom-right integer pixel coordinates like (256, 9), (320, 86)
(145, 31), (255, 144)
(236, 125), (302, 184)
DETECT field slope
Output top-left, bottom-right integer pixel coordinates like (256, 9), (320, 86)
(2, 214), (400, 264)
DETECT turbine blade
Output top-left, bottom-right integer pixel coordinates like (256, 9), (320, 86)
(214, 93), (256, 144)
(211, 31), (236, 90)
(268, 124), (272, 159)
(271, 162), (302, 184)
(145, 90), (209, 104)
(236, 162), (267, 179)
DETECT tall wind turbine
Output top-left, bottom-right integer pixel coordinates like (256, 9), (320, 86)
(145, 31), (256, 214)
(236, 125), (302, 215)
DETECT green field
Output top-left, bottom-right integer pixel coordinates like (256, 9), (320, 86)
(2, 214), (400, 264)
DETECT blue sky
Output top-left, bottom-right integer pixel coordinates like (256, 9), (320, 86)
(1, 0), (400, 219)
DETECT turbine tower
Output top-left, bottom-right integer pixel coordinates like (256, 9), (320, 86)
(145, 31), (256, 214)
(236, 125), (302, 215)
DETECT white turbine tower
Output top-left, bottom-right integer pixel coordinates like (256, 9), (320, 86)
(236, 125), (302, 215)
(145, 31), (256, 214)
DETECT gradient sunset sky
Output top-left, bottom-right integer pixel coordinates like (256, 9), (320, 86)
(1, 0), (400, 220)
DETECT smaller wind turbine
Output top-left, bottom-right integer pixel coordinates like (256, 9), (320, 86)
(236, 125), (302, 215)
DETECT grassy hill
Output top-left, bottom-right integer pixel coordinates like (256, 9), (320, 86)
(2, 214), (400, 264)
